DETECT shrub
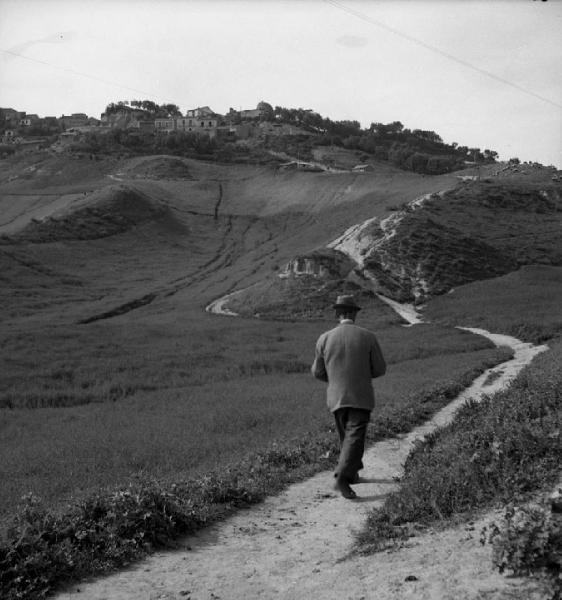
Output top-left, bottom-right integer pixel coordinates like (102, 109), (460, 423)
(482, 500), (562, 599)
(357, 340), (562, 553)
(0, 483), (207, 599)
(0, 433), (337, 599)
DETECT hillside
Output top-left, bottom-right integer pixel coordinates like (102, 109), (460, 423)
(1, 151), (560, 324)
(0, 151), (469, 323)
(1, 148), (561, 599)
(212, 161), (562, 314)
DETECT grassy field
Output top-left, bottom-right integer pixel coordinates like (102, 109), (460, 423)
(0, 311), (511, 599)
(0, 301), (505, 516)
(424, 265), (562, 343)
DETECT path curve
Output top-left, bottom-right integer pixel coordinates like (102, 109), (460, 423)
(55, 316), (548, 599)
(205, 290), (241, 316)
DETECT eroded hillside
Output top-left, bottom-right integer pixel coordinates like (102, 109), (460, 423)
(216, 163), (562, 315)
(1, 151), (560, 325)
(0, 151), (464, 324)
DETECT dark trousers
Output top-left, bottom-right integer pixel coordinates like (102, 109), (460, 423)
(333, 407), (370, 482)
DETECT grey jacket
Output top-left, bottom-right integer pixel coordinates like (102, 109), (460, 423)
(311, 322), (386, 413)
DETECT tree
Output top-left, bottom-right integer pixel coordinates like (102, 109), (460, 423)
(161, 103), (181, 117)
(229, 110), (241, 125)
(412, 129), (443, 144)
(141, 100), (158, 113)
(369, 122), (386, 135)
(468, 148), (484, 162)
(387, 121), (404, 134)
(301, 111), (323, 130)
(257, 101), (274, 121)
(405, 152), (429, 173)
(343, 135), (361, 149)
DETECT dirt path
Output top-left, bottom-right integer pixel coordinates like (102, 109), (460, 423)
(55, 328), (548, 600)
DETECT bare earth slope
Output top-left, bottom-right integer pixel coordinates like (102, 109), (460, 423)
(55, 330), (549, 600)
(0, 152), (466, 326)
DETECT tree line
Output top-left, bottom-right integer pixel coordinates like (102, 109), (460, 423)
(94, 98), (501, 174)
(255, 101), (498, 174)
(103, 100), (182, 117)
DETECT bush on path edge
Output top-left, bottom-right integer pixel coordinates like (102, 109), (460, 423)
(357, 340), (562, 597)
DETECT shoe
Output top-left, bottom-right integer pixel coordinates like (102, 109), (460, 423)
(334, 477), (358, 500)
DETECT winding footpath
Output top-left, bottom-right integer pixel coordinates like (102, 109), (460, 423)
(205, 290), (241, 317)
(56, 304), (549, 600)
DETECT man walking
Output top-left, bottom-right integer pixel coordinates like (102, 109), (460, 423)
(312, 294), (386, 499)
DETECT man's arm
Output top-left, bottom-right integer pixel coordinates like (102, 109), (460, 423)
(311, 337), (328, 382)
(370, 336), (386, 378)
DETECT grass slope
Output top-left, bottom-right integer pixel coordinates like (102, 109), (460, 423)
(357, 339), (562, 593)
(358, 170), (562, 302)
(0, 340), (511, 599)
(424, 265), (562, 343)
(0, 303), (502, 513)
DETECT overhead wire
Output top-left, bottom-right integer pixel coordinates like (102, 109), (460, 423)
(0, 48), (170, 104)
(323, 0), (561, 110)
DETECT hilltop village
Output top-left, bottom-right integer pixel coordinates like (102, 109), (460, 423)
(0, 102), (295, 150)
(1, 100), (552, 176)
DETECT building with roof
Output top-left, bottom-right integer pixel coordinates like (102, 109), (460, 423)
(20, 114), (40, 126)
(185, 106), (217, 118)
(60, 113), (90, 130)
(155, 114), (219, 138)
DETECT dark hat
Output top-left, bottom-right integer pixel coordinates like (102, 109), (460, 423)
(333, 294), (361, 311)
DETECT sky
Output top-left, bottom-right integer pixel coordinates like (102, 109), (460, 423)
(0, 0), (560, 167)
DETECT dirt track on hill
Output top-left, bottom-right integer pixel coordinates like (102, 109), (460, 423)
(55, 331), (549, 600)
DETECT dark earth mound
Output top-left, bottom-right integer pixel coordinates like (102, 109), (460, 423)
(367, 179), (562, 302)
(363, 214), (517, 302)
(0, 185), (170, 243)
(221, 248), (401, 323)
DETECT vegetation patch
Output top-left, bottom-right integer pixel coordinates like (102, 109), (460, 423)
(368, 350), (512, 440)
(357, 179), (562, 303)
(482, 498), (562, 599)
(0, 437), (333, 600)
(1, 186), (170, 244)
(364, 213), (515, 302)
(424, 265), (562, 343)
(0, 348), (511, 599)
(356, 338), (562, 594)
(428, 181), (562, 268)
